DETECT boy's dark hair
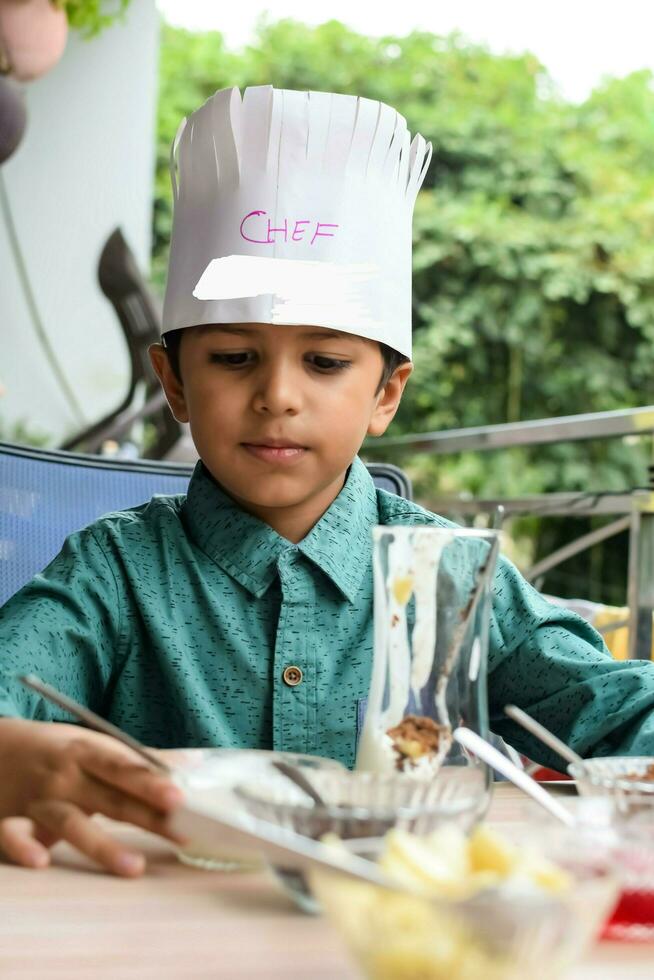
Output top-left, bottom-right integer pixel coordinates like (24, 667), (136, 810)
(161, 328), (408, 394)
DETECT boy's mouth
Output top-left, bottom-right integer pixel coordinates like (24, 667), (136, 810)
(241, 439), (308, 464)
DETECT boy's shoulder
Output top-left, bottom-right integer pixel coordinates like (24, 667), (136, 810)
(375, 487), (458, 530)
(72, 491), (188, 553)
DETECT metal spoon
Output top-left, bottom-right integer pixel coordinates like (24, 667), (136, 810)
(18, 674), (171, 774)
(504, 704), (584, 769)
(436, 534), (501, 729)
(453, 727), (576, 827)
(272, 760), (327, 807)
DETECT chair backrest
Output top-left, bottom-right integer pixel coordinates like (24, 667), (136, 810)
(61, 228), (181, 458)
(0, 442), (412, 605)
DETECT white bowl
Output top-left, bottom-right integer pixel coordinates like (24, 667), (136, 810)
(167, 748), (342, 870)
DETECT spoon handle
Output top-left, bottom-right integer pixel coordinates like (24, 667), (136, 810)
(504, 704), (584, 768)
(18, 674), (171, 775)
(453, 727), (576, 827)
(272, 760), (325, 806)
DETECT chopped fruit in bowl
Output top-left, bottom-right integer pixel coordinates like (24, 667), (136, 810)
(310, 824), (619, 980)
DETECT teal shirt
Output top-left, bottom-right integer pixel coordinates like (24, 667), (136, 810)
(2, 455), (654, 769)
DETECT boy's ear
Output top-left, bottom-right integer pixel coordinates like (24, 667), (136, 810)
(148, 343), (190, 424)
(367, 361), (413, 437)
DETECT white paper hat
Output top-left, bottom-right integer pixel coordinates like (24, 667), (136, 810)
(162, 85), (432, 359)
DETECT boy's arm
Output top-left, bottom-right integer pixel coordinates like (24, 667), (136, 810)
(488, 554), (654, 769)
(0, 525), (122, 718)
(0, 526), (186, 873)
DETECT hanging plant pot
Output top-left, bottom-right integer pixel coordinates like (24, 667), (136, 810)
(0, 0), (68, 81)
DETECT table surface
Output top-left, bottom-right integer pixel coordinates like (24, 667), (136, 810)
(0, 784), (651, 979)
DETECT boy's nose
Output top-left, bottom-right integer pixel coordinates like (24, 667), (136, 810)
(252, 361), (302, 416)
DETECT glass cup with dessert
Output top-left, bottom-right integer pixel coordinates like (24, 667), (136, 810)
(356, 525), (500, 825)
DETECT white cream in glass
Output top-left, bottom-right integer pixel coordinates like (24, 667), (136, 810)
(356, 526), (499, 826)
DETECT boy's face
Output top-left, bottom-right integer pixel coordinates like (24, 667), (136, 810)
(150, 323), (412, 540)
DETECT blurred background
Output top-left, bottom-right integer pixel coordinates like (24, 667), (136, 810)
(3, 0), (654, 622)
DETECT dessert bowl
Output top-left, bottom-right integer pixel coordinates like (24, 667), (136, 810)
(569, 756), (654, 813)
(309, 825), (619, 980)
(166, 748), (343, 870)
(560, 788), (654, 943)
(235, 766), (486, 837)
(235, 766), (488, 909)
(600, 830), (654, 942)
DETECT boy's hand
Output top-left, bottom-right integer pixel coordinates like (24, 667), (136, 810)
(0, 718), (187, 876)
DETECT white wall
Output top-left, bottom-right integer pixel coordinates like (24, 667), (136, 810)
(0, 0), (159, 445)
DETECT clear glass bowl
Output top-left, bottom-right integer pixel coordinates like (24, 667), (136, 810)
(542, 793), (654, 944)
(561, 785), (654, 944)
(569, 757), (654, 814)
(234, 767), (487, 910)
(167, 748), (342, 870)
(308, 830), (619, 980)
(236, 767), (485, 836)
(600, 832), (654, 942)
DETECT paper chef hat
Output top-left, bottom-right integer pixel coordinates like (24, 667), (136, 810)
(162, 85), (432, 359)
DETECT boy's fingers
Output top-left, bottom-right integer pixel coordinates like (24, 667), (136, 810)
(72, 740), (184, 812)
(71, 774), (187, 844)
(26, 800), (146, 877)
(0, 817), (51, 869)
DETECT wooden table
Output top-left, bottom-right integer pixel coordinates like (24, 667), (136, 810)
(0, 785), (651, 979)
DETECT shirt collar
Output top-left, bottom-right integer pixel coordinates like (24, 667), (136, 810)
(182, 456), (378, 603)
(298, 456), (378, 603)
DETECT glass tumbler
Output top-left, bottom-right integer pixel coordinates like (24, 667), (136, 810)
(356, 526), (499, 825)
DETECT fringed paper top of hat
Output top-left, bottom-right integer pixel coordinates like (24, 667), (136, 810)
(163, 85), (432, 359)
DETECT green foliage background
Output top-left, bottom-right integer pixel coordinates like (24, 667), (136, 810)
(54, 0), (132, 36)
(153, 17), (654, 603)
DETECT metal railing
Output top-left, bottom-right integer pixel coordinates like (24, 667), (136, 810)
(366, 405), (654, 660)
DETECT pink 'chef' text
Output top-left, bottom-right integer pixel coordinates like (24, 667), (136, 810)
(239, 210), (339, 246)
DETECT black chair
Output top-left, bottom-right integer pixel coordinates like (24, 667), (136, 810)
(0, 441), (412, 605)
(60, 229), (180, 459)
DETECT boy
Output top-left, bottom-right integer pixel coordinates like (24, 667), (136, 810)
(1, 85), (654, 878)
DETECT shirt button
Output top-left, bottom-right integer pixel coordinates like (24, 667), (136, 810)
(282, 665), (303, 687)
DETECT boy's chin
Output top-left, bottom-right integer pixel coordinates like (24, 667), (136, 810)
(225, 479), (328, 512)
(209, 463), (348, 515)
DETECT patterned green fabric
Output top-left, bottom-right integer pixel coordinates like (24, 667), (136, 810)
(1, 455), (654, 769)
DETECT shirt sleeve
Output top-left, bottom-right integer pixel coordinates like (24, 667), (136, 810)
(0, 525), (123, 720)
(488, 553), (654, 768)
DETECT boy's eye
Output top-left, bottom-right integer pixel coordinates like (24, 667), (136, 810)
(209, 352), (254, 367)
(207, 351), (351, 372)
(306, 354), (351, 372)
